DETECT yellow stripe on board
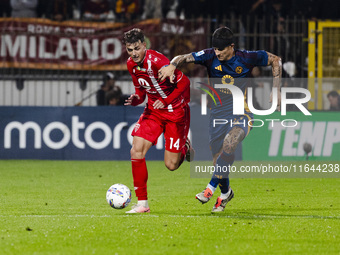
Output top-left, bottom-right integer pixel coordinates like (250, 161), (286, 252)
(317, 21), (340, 110)
(308, 21), (316, 110)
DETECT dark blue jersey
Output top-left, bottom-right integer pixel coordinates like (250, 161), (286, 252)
(192, 48), (268, 116)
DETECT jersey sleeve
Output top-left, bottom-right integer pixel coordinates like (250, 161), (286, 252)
(127, 61), (140, 88)
(192, 48), (215, 65)
(131, 86), (146, 106)
(130, 72), (140, 88)
(153, 51), (171, 70)
(254, 50), (268, 66)
(162, 73), (190, 106)
(242, 50), (268, 67)
(127, 60), (146, 106)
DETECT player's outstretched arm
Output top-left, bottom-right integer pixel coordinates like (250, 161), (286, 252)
(158, 53), (195, 83)
(124, 94), (140, 106)
(124, 90), (146, 106)
(267, 52), (282, 111)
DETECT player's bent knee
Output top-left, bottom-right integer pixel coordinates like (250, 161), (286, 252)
(165, 161), (179, 171)
(130, 147), (144, 159)
(223, 144), (236, 154)
(222, 137), (238, 154)
(223, 127), (245, 154)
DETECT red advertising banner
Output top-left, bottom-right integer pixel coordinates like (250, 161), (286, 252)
(0, 18), (209, 71)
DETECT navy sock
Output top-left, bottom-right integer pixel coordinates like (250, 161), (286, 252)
(209, 171), (220, 188)
(216, 151), (235, 193)
(208, 156), (224, 188)
(219, 178), (230, 194)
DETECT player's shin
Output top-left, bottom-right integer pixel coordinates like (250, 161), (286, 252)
(131, 158), (148, 201)
(215, 151), (235, 194)
(208, 171), (220, 191)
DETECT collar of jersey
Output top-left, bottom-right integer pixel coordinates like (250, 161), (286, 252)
(216, 50), (236, 64)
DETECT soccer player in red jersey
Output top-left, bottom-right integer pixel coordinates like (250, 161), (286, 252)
(123, 28), (194, 213)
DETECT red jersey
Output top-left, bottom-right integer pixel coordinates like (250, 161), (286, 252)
(127, 49), (189, 112)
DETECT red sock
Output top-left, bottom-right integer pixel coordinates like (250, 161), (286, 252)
(178, 145), (188, 167)
(131, 158), (148, 200)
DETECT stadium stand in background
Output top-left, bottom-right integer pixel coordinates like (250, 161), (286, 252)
(0, 0), (340, 108)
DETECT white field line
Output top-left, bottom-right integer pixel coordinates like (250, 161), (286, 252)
(0, 214), (339, 220)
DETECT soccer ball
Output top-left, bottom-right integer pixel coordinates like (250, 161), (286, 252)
(106, 184), (131, 209)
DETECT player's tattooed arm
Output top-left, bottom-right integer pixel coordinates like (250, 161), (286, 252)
(266, 52), (282, 88)
(170, 53), (195, 67)
(266, 51), (282, 110)
(158, 53), (195, 83)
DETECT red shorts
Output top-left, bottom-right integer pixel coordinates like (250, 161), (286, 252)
(132, 104), (190, 153)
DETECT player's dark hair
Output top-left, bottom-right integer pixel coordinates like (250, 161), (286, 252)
(212, 27), (234, 49)
(327, 90), (339, 98)
(213, 27), (233, 40)
(122, 28), (145, 45)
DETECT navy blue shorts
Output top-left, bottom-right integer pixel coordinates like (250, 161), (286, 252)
(209, 113), (253, 156)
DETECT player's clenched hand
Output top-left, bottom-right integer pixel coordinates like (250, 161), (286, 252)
(158, 65), (176, 83)
(153, 99), (165, 109)
(270, 88), (281, 111)
(124, 94), (140, 106)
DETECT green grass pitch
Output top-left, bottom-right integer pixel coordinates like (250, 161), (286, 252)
(0, 160), (339, 255)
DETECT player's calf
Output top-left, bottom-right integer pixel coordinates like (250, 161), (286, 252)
(185, 138), (195, 162)
(164, 151), (182, 171)
(164, 145), (193, 170)
(165, 161), (179, 171)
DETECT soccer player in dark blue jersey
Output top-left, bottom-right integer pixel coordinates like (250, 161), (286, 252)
(159, 26), (282, 212)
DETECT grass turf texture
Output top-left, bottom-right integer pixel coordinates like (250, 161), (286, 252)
(0, 160), (339, 255)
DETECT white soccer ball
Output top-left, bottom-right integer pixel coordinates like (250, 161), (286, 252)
(106, 184), (132, 209)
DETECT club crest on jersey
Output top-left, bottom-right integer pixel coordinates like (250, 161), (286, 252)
(235, 66), (243, 74)
(221, 74), (234, 85)
(134, 124), (140, 132)
(136, 66), (147, 72)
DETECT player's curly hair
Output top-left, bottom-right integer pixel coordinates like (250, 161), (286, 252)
(122, 28), (145, 45)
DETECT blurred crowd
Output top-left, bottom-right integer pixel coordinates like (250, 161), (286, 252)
(0, 0), (339, 23)
(96, 72), (128, 106)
